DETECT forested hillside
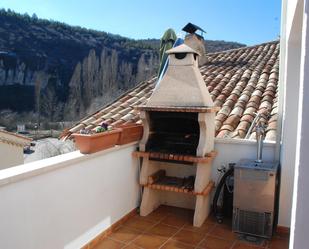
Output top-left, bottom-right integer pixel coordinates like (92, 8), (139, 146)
(0, 9), (245, 128)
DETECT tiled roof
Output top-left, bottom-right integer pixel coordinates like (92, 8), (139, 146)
(62, 40), (279, 141)
(0, 130), (32, 147)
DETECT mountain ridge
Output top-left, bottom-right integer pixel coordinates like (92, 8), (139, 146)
(0, 9), (245, 128)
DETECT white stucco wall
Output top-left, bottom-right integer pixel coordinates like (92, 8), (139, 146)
(212, 139), (276, 181)
(284, 0), (300, 39)
(0, 138), (282, 248)
(290, 0), (309, 248)
(0, 143), (139, 249)
(278, 0), (304, 228)
(0, 143), (24, 170)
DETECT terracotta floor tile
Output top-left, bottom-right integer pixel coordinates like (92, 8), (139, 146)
(132, 233), (168, 249)
(183, 220), (215, 234)
(209, 225), (237, 242)
(109, 226), (141, 243)
(272, 231), (290, 240)
(101, 206), (290, 249)
(161, 215), (191, 227)
(148, 223), (179, 237)
(204, 214), (218, 224)
(131, 214), (159, 224)
(123, 216), (155, 232)
(155, 205), (175, 215)
(123, 244), (143, 249)
(140, 210), (169, 222)
(198, 235), (233, 249)
(93, 238), (125, 249)
(232, 241), (265, 249)
(269, 237), (289, 249)
(236, 236), (269, 248)
(172, 229), (205, 246)
(161, 239), (195, 249)
(171, 207), (194, 217)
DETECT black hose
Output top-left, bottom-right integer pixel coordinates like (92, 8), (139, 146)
(213, 166), (234, 223)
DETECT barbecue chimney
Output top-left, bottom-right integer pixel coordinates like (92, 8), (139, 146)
(182, 22), (207, 66)
(148, 44), (212, 107)
(134, 44), (218, 227)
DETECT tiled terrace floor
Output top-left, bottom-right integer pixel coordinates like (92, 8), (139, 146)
(94, 206), (289, 249)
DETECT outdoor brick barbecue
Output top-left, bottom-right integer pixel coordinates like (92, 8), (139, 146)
(134, 44), (218, 227)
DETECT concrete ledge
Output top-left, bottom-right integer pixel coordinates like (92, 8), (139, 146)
(215, 137), (276, 147)
(0, 138), (276, 187)
(0, 142), (138, 187)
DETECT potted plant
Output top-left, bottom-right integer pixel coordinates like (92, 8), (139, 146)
(73, 122), (121, 154)
(117, 123), (143, 145)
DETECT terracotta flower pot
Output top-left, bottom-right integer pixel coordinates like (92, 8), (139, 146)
(117, 124), (143, 145)
(73, 129), (121, 154)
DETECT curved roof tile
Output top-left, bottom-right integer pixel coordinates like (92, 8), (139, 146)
(61, 40), (279, 141)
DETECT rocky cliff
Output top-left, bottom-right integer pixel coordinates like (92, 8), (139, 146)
(64, 47), (157, 120)
(0, 9), (245, 124)
(0, 9), (159, 121)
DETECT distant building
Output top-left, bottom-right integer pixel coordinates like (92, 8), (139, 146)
(17, 124), (26, 133)
(0, 130), (32, 169)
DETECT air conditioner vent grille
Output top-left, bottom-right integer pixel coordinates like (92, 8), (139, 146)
(233, 208), (272, 238)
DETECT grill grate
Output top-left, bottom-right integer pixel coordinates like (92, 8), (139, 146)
(146, 111), (200, 155)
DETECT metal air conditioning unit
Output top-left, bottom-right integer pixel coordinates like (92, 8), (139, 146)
(232, 160), (279, 238)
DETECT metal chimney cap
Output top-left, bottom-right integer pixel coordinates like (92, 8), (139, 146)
(166, 44), (201, 56)
(182, 22), (206, 34)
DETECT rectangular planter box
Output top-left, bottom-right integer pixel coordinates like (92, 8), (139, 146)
(117, 124), (143, 145)
(73, 129), (121, 154)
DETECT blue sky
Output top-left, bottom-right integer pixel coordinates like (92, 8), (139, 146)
(1, 0), (281, 45)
